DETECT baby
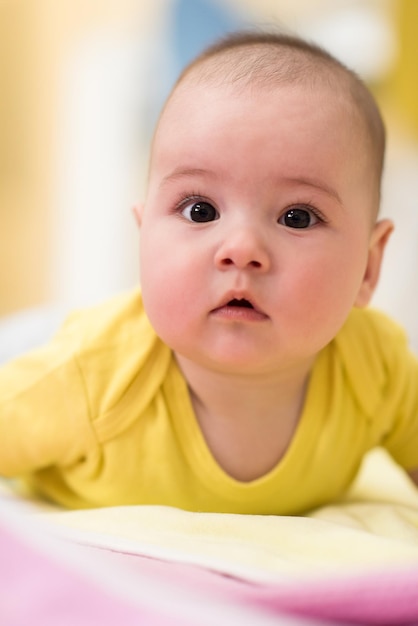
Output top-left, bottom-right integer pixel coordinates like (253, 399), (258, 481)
(1, 31), (417, 513)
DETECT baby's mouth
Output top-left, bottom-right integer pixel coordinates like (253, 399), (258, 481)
(227, 298), (254, 309)
(211, 295), (268, 321)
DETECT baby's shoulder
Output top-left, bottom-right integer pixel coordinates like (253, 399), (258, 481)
(337, 307), (408, 360)
(359, 307), (406, 335)
(332, 308), (414, 418)
(55, 288), (154, 351)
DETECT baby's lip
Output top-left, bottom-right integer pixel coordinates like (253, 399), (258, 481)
(212, 291), (268, 317)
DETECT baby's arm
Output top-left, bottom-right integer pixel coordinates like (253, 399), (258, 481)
(0, 291), (143, 480)
(0, 345), (89, 478)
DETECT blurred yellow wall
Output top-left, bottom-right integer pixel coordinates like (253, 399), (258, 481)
(0, 4), (54, 314)
(0, 1), (160, 315)
(391, 0), (418, 137)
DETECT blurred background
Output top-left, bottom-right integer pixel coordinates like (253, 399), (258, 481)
(1, 0), (417, 350)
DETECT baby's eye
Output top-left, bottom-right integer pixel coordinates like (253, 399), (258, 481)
(182, 201), (219, 222)
(278, 207), (320, 229)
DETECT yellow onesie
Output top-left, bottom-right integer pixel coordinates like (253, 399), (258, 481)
(0, 289), (417, 513)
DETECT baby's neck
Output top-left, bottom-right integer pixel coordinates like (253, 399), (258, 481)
(175, 355), (314, 482)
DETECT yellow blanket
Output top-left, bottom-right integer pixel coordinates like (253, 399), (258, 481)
(21, 448), (417, 584)
(2, 447), (418, 625)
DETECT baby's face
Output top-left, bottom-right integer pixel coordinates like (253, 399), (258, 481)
(138, 80), (380, 375)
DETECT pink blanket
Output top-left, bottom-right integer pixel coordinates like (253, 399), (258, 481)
(1, 500), (418, 626)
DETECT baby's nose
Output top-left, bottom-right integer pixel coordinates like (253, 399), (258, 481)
(214, 228), (270, 271)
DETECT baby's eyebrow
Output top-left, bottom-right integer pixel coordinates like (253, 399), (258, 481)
(160, 168), (343, 206)
(160, 167), (217, 187)
(282, 176), (343, 205)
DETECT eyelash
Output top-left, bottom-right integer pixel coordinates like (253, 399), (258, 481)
(172, 192), (328, 225)
(172, 192), (211, 214)
(286, 203), (328, 224)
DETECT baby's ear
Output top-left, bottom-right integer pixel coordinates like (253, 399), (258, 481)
(355, 218), (394, 308)
(132, 203), (144, 228)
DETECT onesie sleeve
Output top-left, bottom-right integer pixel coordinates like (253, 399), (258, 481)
(371, 312), (418, 471)
(0, 319), (96, 477)
(381, 340), (418, 471)
(336, 308), (418, 472)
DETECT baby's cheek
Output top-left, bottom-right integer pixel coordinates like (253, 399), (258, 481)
(141, 270), (189, 341)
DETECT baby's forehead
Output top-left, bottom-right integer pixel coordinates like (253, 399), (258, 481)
(157, 71), (362, 147)
(155, 45), (383, 199)
(152, 80), (368, 193)
(164, 48), (363, 131)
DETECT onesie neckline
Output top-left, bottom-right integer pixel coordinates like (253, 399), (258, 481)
(164, 346), (331, 502)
